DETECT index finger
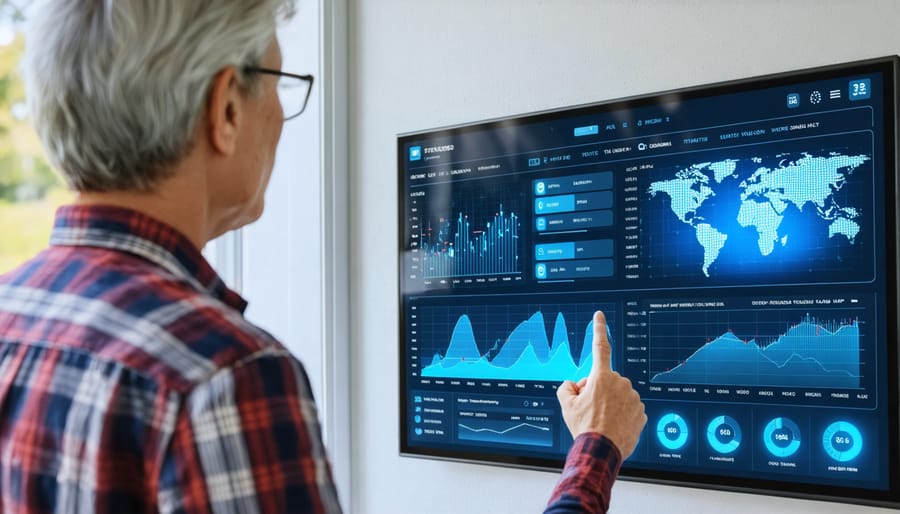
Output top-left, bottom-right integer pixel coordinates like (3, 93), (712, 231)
(591, 310), (612, 373)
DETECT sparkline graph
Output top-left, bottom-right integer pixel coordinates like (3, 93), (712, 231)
(458, 420), (553, 447)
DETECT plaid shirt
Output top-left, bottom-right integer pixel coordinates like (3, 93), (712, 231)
(545, 433), (622, 514)
(0, 205), (341, 513)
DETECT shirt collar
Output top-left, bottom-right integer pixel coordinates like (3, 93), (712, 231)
(50, 204), (248, 313)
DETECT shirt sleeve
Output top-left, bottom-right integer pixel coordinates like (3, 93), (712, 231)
(543, 433), (623, 514)
(155, 349), (342, 514)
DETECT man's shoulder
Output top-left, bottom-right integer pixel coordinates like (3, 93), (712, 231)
(0, 245), (285, 394)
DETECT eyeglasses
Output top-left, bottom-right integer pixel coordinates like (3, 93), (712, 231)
(243, 67), (314, 121)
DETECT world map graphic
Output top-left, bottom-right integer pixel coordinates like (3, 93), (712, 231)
(647, 153), (870, 277)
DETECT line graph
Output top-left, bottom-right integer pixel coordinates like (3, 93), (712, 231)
(649, 309), (864, 389)
(459, 422), (551, 435)
(458, 420), (553, 447)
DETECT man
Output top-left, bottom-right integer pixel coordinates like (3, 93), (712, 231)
(0, 1), (645, 513)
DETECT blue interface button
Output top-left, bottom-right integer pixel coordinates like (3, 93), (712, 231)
(409, 146), (422, 161)
(535, 217), (547, 231)
(535, 242), (575, 261)
(849, 78), (871, 101)
(535, 239), (614, 261)
(707, 415), (742, 455)
(539, 210), (613, 232)
(528, 157), (541, 167)
(535, 263), (547, 280)
(656, 413), (689, 451)
(535, 192), (613, 215)
(535, 195), (576, 215)
(763, 417), (801, 458)
(539, 258), (613, 280)
(533, 172), (613, 197)
(786, 93), (800, 108)
(822, 421), (863, 462)
(574, 124), (599, 137)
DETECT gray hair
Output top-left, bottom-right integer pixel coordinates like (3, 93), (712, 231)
(24, 0), (296, 192)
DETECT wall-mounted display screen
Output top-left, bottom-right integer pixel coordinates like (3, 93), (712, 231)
(398, 56), (899, 507)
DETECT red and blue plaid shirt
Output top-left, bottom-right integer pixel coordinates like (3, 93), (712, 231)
(0, 205), (341, 513)
(545, 433), (622, 513)
(0, 204), (620, 513)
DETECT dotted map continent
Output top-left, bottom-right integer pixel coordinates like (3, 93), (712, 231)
(647, 153), (869, 277)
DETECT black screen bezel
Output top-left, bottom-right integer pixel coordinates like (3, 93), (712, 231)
(397, 56), (900, 508)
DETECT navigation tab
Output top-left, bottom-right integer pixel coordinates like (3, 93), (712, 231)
(410, 391), (451, 441)
(574, 124), (599, 137)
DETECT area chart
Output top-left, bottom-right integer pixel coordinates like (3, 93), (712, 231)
(651, 314), (861, 388)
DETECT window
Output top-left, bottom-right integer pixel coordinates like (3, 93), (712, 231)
(0, 2), (72, 275)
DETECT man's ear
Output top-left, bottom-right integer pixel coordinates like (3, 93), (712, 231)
(206, 66), (242, 156)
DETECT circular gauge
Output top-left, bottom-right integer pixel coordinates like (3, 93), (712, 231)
(657, 413), (689, 451)
(707, 415), (742, 454)
(822, 421), (863, 462)
(763, 417), (802, 458)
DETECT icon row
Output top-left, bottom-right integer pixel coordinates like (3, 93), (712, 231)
(655, 413), (863, 463)
(786, 79), (871, 108)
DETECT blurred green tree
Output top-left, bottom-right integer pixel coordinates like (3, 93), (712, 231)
(0, 1), (25, 28)
(0, 0), (71, 275)
(0, 0), (61, 202)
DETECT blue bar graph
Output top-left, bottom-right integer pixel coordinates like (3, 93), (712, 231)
(421, 204), (520, 278)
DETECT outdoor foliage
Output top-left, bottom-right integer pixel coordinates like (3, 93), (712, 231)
(0, 31), (60, 202)
(0, 2), (72, 274)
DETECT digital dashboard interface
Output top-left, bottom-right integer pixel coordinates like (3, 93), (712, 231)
(398, 57), (900, 506)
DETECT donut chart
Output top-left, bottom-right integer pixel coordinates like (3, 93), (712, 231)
(763, 417), (802, 458)
(657, 413), (689, 451)
(707, 415), (742, 454)
(822, 421), (863, 462)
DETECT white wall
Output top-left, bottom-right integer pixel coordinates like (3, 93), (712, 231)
(349, 1), (900, 513)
